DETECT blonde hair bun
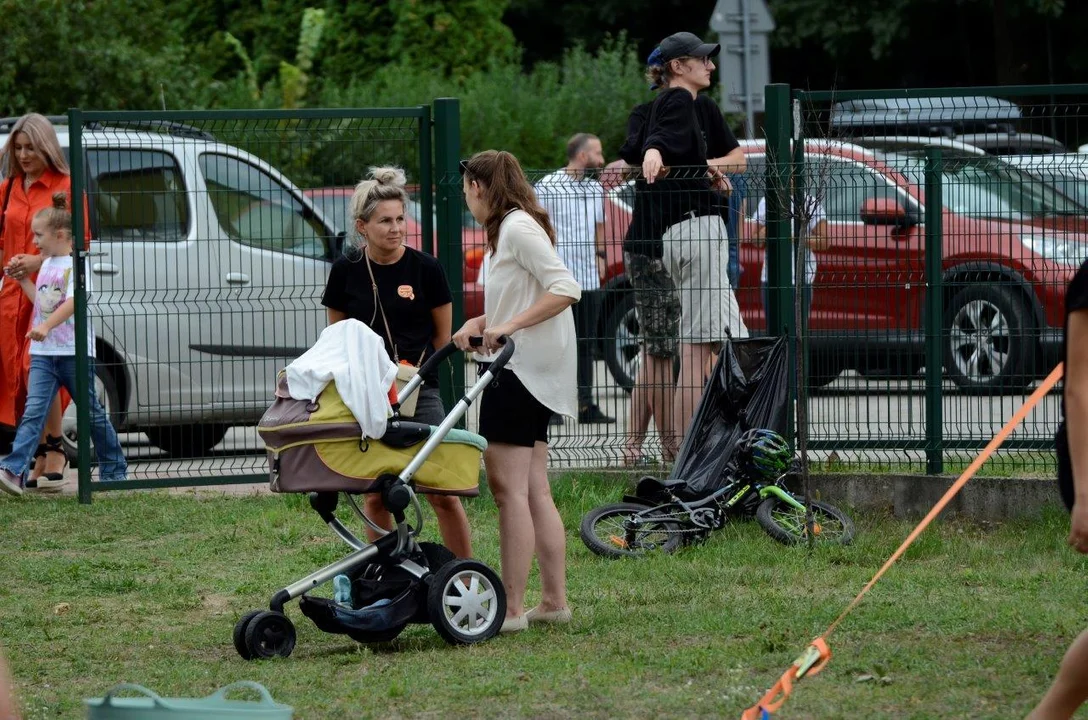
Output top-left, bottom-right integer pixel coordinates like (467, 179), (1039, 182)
(369, 166), (407, 188)
(51, 192), (68, 211)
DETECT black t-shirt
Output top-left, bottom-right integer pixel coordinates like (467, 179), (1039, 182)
(1058, 258), (1088, 509)
(321, 247), (452, 385)
(621, 90), (740, 258)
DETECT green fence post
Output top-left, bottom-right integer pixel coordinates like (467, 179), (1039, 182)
(765, 84), (795, 441)
(69, 108), (92, 504)
(924, 148), (944, 475)
(418, 104), (434, 256)
(433, 98), (463, 414)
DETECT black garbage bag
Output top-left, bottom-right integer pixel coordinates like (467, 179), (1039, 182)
(667, 336), (790, 497)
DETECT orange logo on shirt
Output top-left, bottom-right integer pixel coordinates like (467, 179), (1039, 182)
(397, 285), (415, 300)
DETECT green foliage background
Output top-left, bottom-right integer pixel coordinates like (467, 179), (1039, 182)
(2, 0), (1085, 177)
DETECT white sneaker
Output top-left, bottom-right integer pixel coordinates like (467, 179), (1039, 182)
(0, 467), (23, 497)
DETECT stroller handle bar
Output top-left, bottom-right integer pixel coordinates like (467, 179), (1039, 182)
(395, 335), (514, 408)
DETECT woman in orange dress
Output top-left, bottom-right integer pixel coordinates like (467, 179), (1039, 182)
(0, 114), (77, 484)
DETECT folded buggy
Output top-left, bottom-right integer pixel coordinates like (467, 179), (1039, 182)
(233, 338), (514, 660)
(581, 336), (854, 557)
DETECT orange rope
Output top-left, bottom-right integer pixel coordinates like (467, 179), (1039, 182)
(741, 362), (1064, 719)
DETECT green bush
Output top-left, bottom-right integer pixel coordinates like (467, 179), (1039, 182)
(318, 37), (652, 174)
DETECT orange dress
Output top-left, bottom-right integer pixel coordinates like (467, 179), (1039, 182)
(0, 168), (78, 430)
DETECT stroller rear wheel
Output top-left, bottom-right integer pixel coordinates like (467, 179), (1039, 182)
(233, 610), (264, 660)
(243, 610), (297, 659)
(427, 559), (505, 645)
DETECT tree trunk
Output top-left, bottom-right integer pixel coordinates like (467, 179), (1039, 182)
(992, 0), (1023, 84)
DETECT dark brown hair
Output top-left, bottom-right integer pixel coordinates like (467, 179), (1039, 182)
(461, 150), (556, 255)
(33, 192), (72, 237)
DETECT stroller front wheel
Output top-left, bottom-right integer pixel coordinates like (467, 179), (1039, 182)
(243, 610), (297, 659)
(427, 559), (506, 645)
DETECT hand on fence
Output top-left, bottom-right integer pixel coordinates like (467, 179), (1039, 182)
(709, 167), (732, 196)
(642, 149), (666, 184)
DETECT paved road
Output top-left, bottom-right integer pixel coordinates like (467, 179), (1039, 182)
(53, 361), (1059, 487)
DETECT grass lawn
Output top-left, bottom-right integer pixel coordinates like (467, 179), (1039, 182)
(1, 474), (1084, 719)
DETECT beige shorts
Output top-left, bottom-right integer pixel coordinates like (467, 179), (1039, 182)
(662, 214), (748, 344)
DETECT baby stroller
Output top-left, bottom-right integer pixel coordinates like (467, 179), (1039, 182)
(233, 335), (514, 660)
(581, 336), (854, 556)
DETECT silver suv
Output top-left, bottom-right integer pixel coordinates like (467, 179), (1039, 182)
(3, 122), (342, 458)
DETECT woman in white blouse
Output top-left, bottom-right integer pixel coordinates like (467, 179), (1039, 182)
(453, 150), (581, 633)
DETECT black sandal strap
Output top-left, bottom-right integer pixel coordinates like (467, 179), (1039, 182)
(44, 434), (64, 454)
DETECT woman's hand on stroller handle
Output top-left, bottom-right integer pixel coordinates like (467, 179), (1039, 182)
(470, 334), (507, 354)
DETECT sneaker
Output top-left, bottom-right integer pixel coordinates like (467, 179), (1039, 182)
(0, 467), (23, 497)
(578, 404), (615, 424)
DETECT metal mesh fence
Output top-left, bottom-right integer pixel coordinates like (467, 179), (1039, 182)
(449, 87), (1088, 474)
(56, 90), (1088, 495)
(67, 110), (432, 494)
(793, 87), (1088, 474)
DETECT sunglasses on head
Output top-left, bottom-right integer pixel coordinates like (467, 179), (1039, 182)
(459, 159), (470, 176)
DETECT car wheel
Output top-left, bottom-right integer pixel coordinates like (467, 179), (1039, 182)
(603, 291), (639, 393)
(143, 423), (230, 458)
(61, 363), (121, 468)
(944, 284), (1033, 394)
(805, 358), (842, 389)
(858, 355), (923, 379)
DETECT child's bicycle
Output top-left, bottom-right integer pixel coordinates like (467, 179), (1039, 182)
(581, 430), (855, 558)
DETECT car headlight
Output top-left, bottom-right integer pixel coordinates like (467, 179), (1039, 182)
(1020, 234), (1088, 266)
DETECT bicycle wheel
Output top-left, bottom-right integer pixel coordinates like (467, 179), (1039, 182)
(756, 498), (855, 546)
(579, 502), (685, 559)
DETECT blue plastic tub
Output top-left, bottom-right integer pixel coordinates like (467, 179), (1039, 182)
(85, 682), (293, 719)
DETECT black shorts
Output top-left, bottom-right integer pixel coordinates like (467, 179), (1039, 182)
(477, 367), (552, 448)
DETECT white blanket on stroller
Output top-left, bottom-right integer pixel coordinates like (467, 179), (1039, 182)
(285, 320), (399, 440)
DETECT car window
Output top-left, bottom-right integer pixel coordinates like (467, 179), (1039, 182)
(199, 153), (329, 259)
(888, 154), (1086, 219)
(820, 159), (901, 221)
(307, 191), (351, 236)
(87, 150), (189, 242)
(1034, 170), (1088, 208)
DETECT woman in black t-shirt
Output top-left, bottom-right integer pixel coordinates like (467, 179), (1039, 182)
(637, 32), (748, 449)
(321, 166), (471, 558)
(1031, 259), (1088, 719)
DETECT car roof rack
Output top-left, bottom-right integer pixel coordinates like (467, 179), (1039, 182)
(0, 115), (216, 141)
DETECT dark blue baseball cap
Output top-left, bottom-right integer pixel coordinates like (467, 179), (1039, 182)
(657, 32), (720, 63)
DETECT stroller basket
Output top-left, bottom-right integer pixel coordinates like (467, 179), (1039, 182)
(258, 375), (485, 496)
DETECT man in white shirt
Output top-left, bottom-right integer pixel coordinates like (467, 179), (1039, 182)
(535, 133), (614, 424)
(750, 192), (829, 327)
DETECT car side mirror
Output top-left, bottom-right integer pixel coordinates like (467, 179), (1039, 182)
(859, 198), (918, 227)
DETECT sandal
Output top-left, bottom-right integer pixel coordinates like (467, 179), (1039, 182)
(28, 435), (67, 491)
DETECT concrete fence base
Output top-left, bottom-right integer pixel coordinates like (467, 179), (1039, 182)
(547, 470), (1064, 522)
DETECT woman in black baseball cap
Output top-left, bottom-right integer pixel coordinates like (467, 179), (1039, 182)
(636, 30), (747, 447)
(656, 31), (721, 65)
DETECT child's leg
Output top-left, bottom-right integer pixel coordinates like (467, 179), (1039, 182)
(57, 357), (127, 481)
(0, 356), (61, 480)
